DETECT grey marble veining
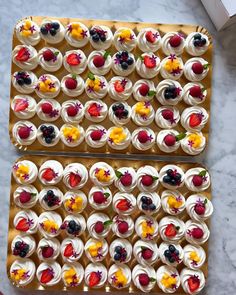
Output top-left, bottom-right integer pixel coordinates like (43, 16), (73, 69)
(0, 0), (236, 294)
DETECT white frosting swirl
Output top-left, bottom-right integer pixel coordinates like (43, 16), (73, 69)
(114, 167), (137, 192)
(37, 124), (60, 147)
(156, 265), (180, 293)
(12, 71), (38, 94)
(37, 237), (60, 261)
(132, 127), (156, 151)
(14, 185), (38, 208)
(11, 234), (36, 257)
(63, 49), (87, 74)
(60, 124), (85, 147)
(40, 19), (65, 44)
(39, 187), (63, 210)
(87, 213), (111, 239)
(185, 220), (210, 245)
(132, 264), (156, 292)
(61, 74), (84, 97)
(155, 106), (180, 128)
(159, 242), (184, 267)
(156, 79), (183, 105)
(108, 76), (133, 101)
(181, 132), (206, 155)
(185, 32), (210, 56)
(63, 191), (87, 213)
(135, 215), (159, 241)
(133, 79), (156, 102)
(108, 264), (131, 289)
(62, 262), (84, 287)
(36, 98), (61, 121)
(107, 126), (131, 150)
(185, 167), (211, 192)
(65, 22), (90, 47)
(112, 52), (136, 76)
(161, 190), (185, 215)
(63, 214), (86, 237)
(131, 102), (155, 126)
(180, 268), (205, 294)
(12, 121), (37, 145)
(136, 52), (161, 79)
(159, 164), (185, 189)
(113, 27), (137, 51)
(113, 192), (137, 215)
(137, 28), (161, 52)
(12, 45), (38, 70)
(186, 194), (213, 221)
(109, 102), (131, 125)
(181, 106), (209, 132)
(89, 162), (115, 186)
(110, 239), (133, 264)
(84, 100), (108, 122)
(159, 216), (185, 242)
(12, 160), (38, 185)
(36, 262), (61, 286)
(35, 74), (60, 99)
(38, 47), (63, 72)
(85, 125), (107, 148)
(137, 165), (159, 192)
(88, 50), (112, 75)
(157, 129), (181, 153)
(39, 160), (63, 185)
(63, 163), (88, 190)
(137, 192), (161, 215)
(85, 75), (108, 99)
(90, 25), (113, 50)
(161, 32), (185, 56)
(85, 238), (108, 262)
(15, 20), (40, 46)
(10, 258), (36, 286)
(183, 244), (206, 269)
(11, 95), (36, 119)
(85, 263), (107, 288)
(38, 211), (62, 238)
(160, 56), (184, 80)
(112, 215), (134, 238)
(183, 82), (207, 106)
(133, 240), (159, 266)
(14, 210), (38, 234)
(184, 58), (209, 81)
(61, 237), (84, 262)
(89, 186), (112, 209)
(61, 100), (84, 124)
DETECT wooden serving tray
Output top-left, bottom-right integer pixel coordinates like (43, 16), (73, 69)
(7, 155), (211, 293)
(9, 16), (212, 156)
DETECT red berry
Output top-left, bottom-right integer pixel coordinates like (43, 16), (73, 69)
(16, 47), (30, 62)
(141, 175), (153, 186)
(164, 134), (176, 146)
(192, 175), (203, 187)
(42, 246), (54, 258)
(19, 191), (31, 204)
(144, 56), (156, 68)
(188, 275), (200, 293)
(138, 130), (149, 143)
(162, 109), (174, 121)
(114, 80), (125, 93)
(189, 85), (202, 98)
(192, 62), (203, 74)
(41, 102), (53, 114)
(120, 173), (132, 186)
(139, 273), (150, 286)
(194, 203), (205, 215)
(169, 34), (182, 47)
(93, 191), (106, 204)
(66, 53), (80, 66)
(90, 130), (103, 141)
(94, 221), (104, 233)
(93, 55), (105, 68)
(189, 113), (202, 127)
(18, 126), (30, 139)
(145, 31), (155, 43)
(65, 77), (77, 90)
(191, 227), (204, 239)
(67, 106), (78, 117)
(43, 49), (54, 61)
(142, 248), (153, 260)
(118, 221), (128, 234)
(139, 83), (150, 96)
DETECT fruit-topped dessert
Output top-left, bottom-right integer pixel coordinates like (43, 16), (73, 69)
(135, 215), (159, 241)
(88, 50), (112, 75)
(85, 73), (108, 99)
(113, 192), (136, 216)
(159, 164), (185, 189)
(155, 106), (180, 129)
(161, 190), (185, 215)
(131, 101), (155, 126)
(183, 244), (206, 270)
(156, 79), (183, 105)
(60, 237), (84, 262)
(156, 265), (180, 293)
(14, 209), (38, 234)
(184, 57), (209, 81)
(61, 74), (84, 97)
(112, 50), (135, 77)
(37, 237), (60, 261)
(63, 49), (87, 74)
(137, 192), (161, 215)
(180, 268), (206, 294)
(132, 127), (156, 151)
(185, 32), (210, 56)
(10, 259), (36, 286)
(12, 160), (38, 185)
(85, 125), (108, 148)
(39, 187), (63, 210)
(160, 54), (184, 80)
(108, 264), (131, 289)
(85, 238), (108, 263)
(87, 213), (112, 239)
(90, 25), (113, 50)
(84, 100), (108, 122)
(186, 194), (213, 221)
(63, 191), (87, 214)
(37, 124), (60, 147)
(136, 52), (161, 79)
(132, 264), (156, 292)
(157, 130), (186, 153)
(185, 167), (211, 192)
(89, 186), (112, 209)
(109, 102), (131, 125)
(85, 263), (108, 288)
(133, 240), (159, 266)
(40, 19), (65, 44)
(38, 211), (62, 238)
(180, 131), (206, 155)
(181, 106), (209, 132)
(136, 165), (159, 192)
(11, 95), (37, 119)
(13, 184), (38, 209)
(112, 215), (134, 238)
(65, 22), (90, 47)
(185, 220), (210, 245)
(89, 162), (115, 186)
(11, 235), (36, 258)
(38, 47), (63, 72)
(114, 27), (137, 51)
(36, 262), (62, 286)
(12, 71), (37, 94)
(12, 121), (37, 146)
(161, 32), (185, 56)
(183, 82), (207, 106)
(60, 124), (85, 147)
(137, 27), (161, 52)
(110, 238), (132, 264)
(39, 160), (63, 185)
(61, 214), (86, 237)
(35, 74), (60, 99)
(63, 163), (88, 190)
(107, 126), (131, 150)
(62, 262), (84, 287)
(61, 100), (84, 124)
(36, 98), (61, 122)
(133, 79), (156, 102)
(12, 45), (38, 70)
(114, 167), (137, 192)
(15, 19), (40, 46)
(159, 216), (185, 242)
(159, 243), (184, 267)
(108, 76), (133, 101)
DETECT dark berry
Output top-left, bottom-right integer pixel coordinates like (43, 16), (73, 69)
(193, 33), (202, 40)
(121, 62), (128, 70)
(142, 203), (148, 210)
(164, 250), (171, 257)
(48, 126), (54, 133)
(169, 256), (176, 263)
(45, 137), (52, 144)
(17, 78), (24, 86)
(19, 250), (27, 258)
(23, 77), (32, 85)
(74, 224), (81, 232)
(40, 125), (47, 131)
(175, 173), (182, 181)
(51, 22), (60, 30)
(40, 26), (48, 35)
(47, 190), (54, 197)
(127, 57), (134, 65)
(67, 228), (74, 234)
(123, 109), (129, 117)
(201, 38), (207, 45)
(169, 245), (176, 252)
(148, 203), (156, 211)
(90, 29), (96, 35)
(115, 246), (122, 253)
(141, 196), (148, 203)
(114, 253), (121, 261)
(163, 175), (171, 183)
(174, 249), (179, 256)
(167, 169), (173, 176)
(100, 35), (106, 42)
(69, 220), (76, 229)
(92, 34), (99, 42)
(116, 52), (122, 59)
(164, 91), (172, 99)
(171, 178), (176, 185)
(121, 51), (129, 58)
(50, 28), (57, 36)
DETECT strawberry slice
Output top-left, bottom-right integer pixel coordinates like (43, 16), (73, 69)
(114, 80), (124, 93)
(42, 168), (55, 182)
(16, 218), (30, 232)
(16, 47), (30, 62)
(144, 56), (156, 68)
(69, 172), (81, 187)
(14, 99), (29, 112)
(64, 243), (74, 257)
(189, 113), (202, 128)
(116, 199), (131, 211)
(67, 53), (80, 66)
(89, 271), (101, 287)
(88, 103), (100, 117)
(145, 31), (155, 43)
(164, 223), (179, 238)
(40, 268), (54, 284)
(187, 275), (200, 293)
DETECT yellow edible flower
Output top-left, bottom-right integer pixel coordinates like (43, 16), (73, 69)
(64, 268), (79, 286)
(167, 195), (183, 209)
(65, 196), (83, 212)
(88, 241), (103, 257)
(95, 168), (111, 182)
(161, 273), (177, 289)
(141, 220), (154, 238)
(21, 20), (33, 37)
(188, 133), (202, 148)
(16, 164), (29, 180)
(38, 78), (56, 93)
(189, 251), (200, 263)
(42, 220), (58, 233)
(70, 23), (84, 40)
(11, 269), (27, 282)
(135, 102), (151, 116)
(86, 77), (101, 92)
(109, 127), (126, 144)
(164, 58), (181, 73)
(62, 126), (80, 142)
(114, 269), (127, 287)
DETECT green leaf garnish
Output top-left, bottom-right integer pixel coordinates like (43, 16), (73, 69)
(104, 192), (110, 198)
(72, 74), (77, 80)
(175, 133), (186, 141)
(152, 176), (159, 180)
(199, 170), (207, 177)
(148, 90), (156, 97)
(103, 51), (111, 60)
(203, 63), (209, 69)
(104, 220), (113, 227)
(115, 170), (123, 179)
(88, 72), (95, 80)
(54, 51), (59, 56)
(204, 199), (208, 204)
(150, 277), (156, 282)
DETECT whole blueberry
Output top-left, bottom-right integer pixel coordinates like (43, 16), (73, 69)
(170, 178), (177, 185)
(50, 28), (57, 36)
(90, 29), (96, 36)
(40, 125), (47, 132)
(17, 78), (24, 86)
(201, 38), (207, 45)
(163, 175), (171, 183)
(193, 33), (202, 40)
(51, 22), (60, 30)
(40, 26), (48, 35)
(92, 33), (99, 42)
(67, 228), (74, 234)
(169, 256), (176, 263)
(127, 57), (134, 65)
(45, 137), (52, 144)
(48, 126), (55, 133)
(141, 196), (148, 203)
(116, 52), (122, 59)
(115, 246), (122, 253)
(121, 62), (128, 70)
(23, 77), (32, 85)
(47, 190), (54, 197)
(142, 203), (149, 210)
(100, 35), (106, 42)
(19, 251), (27, 258)
(175, 173), (182, 181)
(114, 253), (121, 261)
(164, 91), (172, 99)
(167, 169), (173, 176)
(69, 220), (76, 229)
(148, 204), (156, 211)
(169, 245), (176, 253)
(75, 224), (81, 232)
(164, 250), (171, 257)
(15, 242), (22, 249)
(123, 109), (129, 117)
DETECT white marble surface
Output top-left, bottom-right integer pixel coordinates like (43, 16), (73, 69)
(0, 0), (236, 294)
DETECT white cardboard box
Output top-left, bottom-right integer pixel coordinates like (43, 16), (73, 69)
(201, 0), (236, 30)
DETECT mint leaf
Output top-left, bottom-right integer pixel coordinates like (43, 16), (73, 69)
(115, 170), (123, 179)
(199, 170), (207, 177)
(141, 246), (147, 250)
(88, 72), (95, 80)
(148, 90), (156, 97)
(152, 176), (159, 180)
(54, 51), (59, 56)
(203, 63), (209, 69)
(104, 192), (110, 198)
(176, 133), (186, 141)
(150, 277), (156, 282)
(72, 74), (77, 80)
(104, 220), (113, 227)
(204, 198), (208, 204)
(103, 51), (111, 60)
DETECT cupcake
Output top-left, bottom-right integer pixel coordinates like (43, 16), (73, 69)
(12, 45), (38, 70)
(131, 101), (155, 126)
(36, 262), (61, 286)
(156, 79), (183, 105)
(85, 238), (108, 262)
(61, 214), (86, 237)
(87, 213), (112, 239)
(13, 185), (38, 209)
(136, 52), (161, 78)
(61, 74), (84, 97)
(112, 215), (134, 238)
(11, 234), (36, 258)
(183, 244), (206, 270)
(132, 128), (156, 151)
(133, 240), (159, 266)
(114, 27), (136, 51)
(185, 220), (210, 245)
(157, 129), (186, 153)
(61, 100), (84, 124)
(85, 74), (108, 99)
(85, 125), (107, 148)
(63, 49), (87, 74)
(89, 162), (115, 186)
(155, 106), (180, 128)
(39, 160), (63, 185)
(132, 264), (156, 292)
(136, 165), (159, 192)
(12, 121), (37, 146)
(137, 192), (161, 215)
(183, 82), (207, 106)
(65, 22), (90, 47)
(38, 212), (62, 238)
(14, 210), (38, 234)
(37, 124), (60, 147)
(180, 268), (206, 294)
(36, 98), (61, 121)
(84, 100), (108, 122)
(63, 163), (88, 190)
(60, 124), (84, 147)
(161, 32), (185, 55)
(181, 106), (209, 132)
(114, 167), (137, 192)
(110, 238), (132, 264)
(159, 242), (184, 267)
(185, 167), (210, 192)
(40, 19), (65, 43)
(113, 192), (136, 215)
(10, 259), (36, 286)
(112, 51), (135, 76)
(108, 76), (132, 101)
(15, 19), (40, 46)
(159, 164), (185, 189)
(137, 28), (161, 52)
(180, 132), (206, 155)
(61, 237), (84, 262)
(88, 186), (112, 210)
(108, 264), (131, 289)
(159, 216), (185, 242)
(63, 191), (87, 214)
(135, 215), (159, 241)
(90, 25), (113, 50)
(186, 194), (213, 221)
(12, 160), (38, 185)
(88, 50), (112, 75)
(184, 58), (209, 81)
(62, 262), (84, 287)
(11, 95), (37, 119)
(109, 102), (131, 126)
(39, 187), (63, 210)
(185, 32), (210, 56)
(107, 126), (131, 150)
(160, 55), (184, 80)
(133, 79), (156, 102)
(156, 265), (180, 293)
(38, 47), (63, 72)
(37, 238), (60, 261)
(85, 263), (107, 288)
(161, 190), (185, 215)
(35, 74), (60, 99)
(12, 71), (37, 94)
